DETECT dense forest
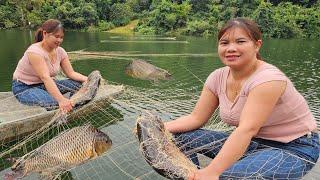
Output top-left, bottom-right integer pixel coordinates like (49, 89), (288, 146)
(0, 0), (319, 38)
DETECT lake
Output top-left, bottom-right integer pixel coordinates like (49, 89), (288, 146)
(0, 30), (319, 179)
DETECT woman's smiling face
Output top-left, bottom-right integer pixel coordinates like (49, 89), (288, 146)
(45, 29), (64, 48)
(218, 27), (261, 69)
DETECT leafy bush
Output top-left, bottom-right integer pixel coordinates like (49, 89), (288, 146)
(135, 25), (156, 35)
(185, 20), (212, 36)
(271, 2), (304, 38)
(27, 12), (43, 28)
(4, 19), (16, 29)
(0, 5), (20, 29)
(141, 1), (191, 34)
(97, 20), (115, 31)
(109, 3), (133, 26)
(252, 1), (275, 37)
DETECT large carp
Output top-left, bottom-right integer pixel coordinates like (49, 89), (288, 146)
(136, 111), (197, 179)
(70, 70), (101, 107)
(125, 59), (171, 82)
(52, 70), (102, 124)
(4, 124), (112, 180)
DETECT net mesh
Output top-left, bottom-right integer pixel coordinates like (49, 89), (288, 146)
(0, 49), (319, 180)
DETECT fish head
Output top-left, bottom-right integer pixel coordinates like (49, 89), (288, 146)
(94, 129), (112, 156)
(136, 111), (165, 141)
(163, 71), (172, 80)
(137, 111), (161, 128)
(72, 70), (101, 107)
(125, 62), (134, 76)
(85, 70), (101, 90)
(87, 70), (102, 83)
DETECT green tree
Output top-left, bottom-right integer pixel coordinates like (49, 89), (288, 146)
(92, 0), (113, 20)
(0, 4), (20, 28)
(252, 1), (275, 37)
(189, 0), (212, 14)
(109, 3), (133, 26)
(52, 1), (98, 29)
(271, 2), (303, 38)
(145, 1), (191, 33)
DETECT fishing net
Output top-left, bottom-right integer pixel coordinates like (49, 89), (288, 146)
(0, 36), (319, 180)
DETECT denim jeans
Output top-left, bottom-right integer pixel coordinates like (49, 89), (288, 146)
(12, 79), (82, 110)
(174, 129), (319, 179)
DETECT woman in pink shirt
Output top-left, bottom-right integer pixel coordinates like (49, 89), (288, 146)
(12, 19), (87, 112)
(165, 18), (319, 179)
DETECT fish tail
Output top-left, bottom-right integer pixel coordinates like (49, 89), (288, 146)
(4, 171), (23, 180)
(53, 111), (68, 125)
(165, 73), (172, 79)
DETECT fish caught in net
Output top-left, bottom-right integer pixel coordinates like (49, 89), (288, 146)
(125, 59), (171, 82)
(4, 123), (112, 180)
(136, 111), (197, 179)
(51, 70), (102, 124)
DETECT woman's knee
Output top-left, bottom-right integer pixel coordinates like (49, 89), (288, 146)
(221, 148), (313, 179)
(16, 88), (57, 108)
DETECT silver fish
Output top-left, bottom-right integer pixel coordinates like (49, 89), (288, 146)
(136, 111), (196, 179)
(4, 124), (112, 179)
(125, 59), (171, 82)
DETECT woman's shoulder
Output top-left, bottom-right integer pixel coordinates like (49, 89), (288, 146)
(244, 62), (288, 92)
(57, 46), (66, 52)
(25, 43), (45, 55)
(255, 62), (287, 78)
(27, 43), (41, 51)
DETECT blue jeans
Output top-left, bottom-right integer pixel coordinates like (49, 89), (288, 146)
(12, 79), (82, 110)
(174, 129), (319, 179)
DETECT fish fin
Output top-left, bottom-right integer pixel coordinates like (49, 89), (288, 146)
(4, 170), (24, 180)
(132, 127), (138, 138)
(39, 173), (54, 180)
(100, 78), (107, 85)
(40, 166), (66, 180)
(51, 170), (73, 180)
(4, 171), (16, 180)
(5, 157), (18, 164)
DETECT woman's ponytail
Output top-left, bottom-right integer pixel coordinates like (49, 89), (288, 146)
(34, 28), (44, 42)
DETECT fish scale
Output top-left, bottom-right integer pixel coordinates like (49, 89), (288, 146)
(125, 59), (172, 82)
(136, 111), (197, 180)
(50, 70), (102, 125)
(5, 124), (112, 179)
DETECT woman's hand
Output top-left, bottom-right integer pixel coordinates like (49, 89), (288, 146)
(188, 167), (219, 180)
(58, 97), (73, 112)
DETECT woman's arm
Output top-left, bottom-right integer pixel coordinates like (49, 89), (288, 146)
(191, 81), (287, 179)
(28, 53), (73, 111)
(60, 57), (87, 82)
(165, 86), (219, 133)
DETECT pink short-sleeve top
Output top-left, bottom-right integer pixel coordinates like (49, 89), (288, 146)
(205, 63), (317, 143)
(13, 43), (68, 85)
